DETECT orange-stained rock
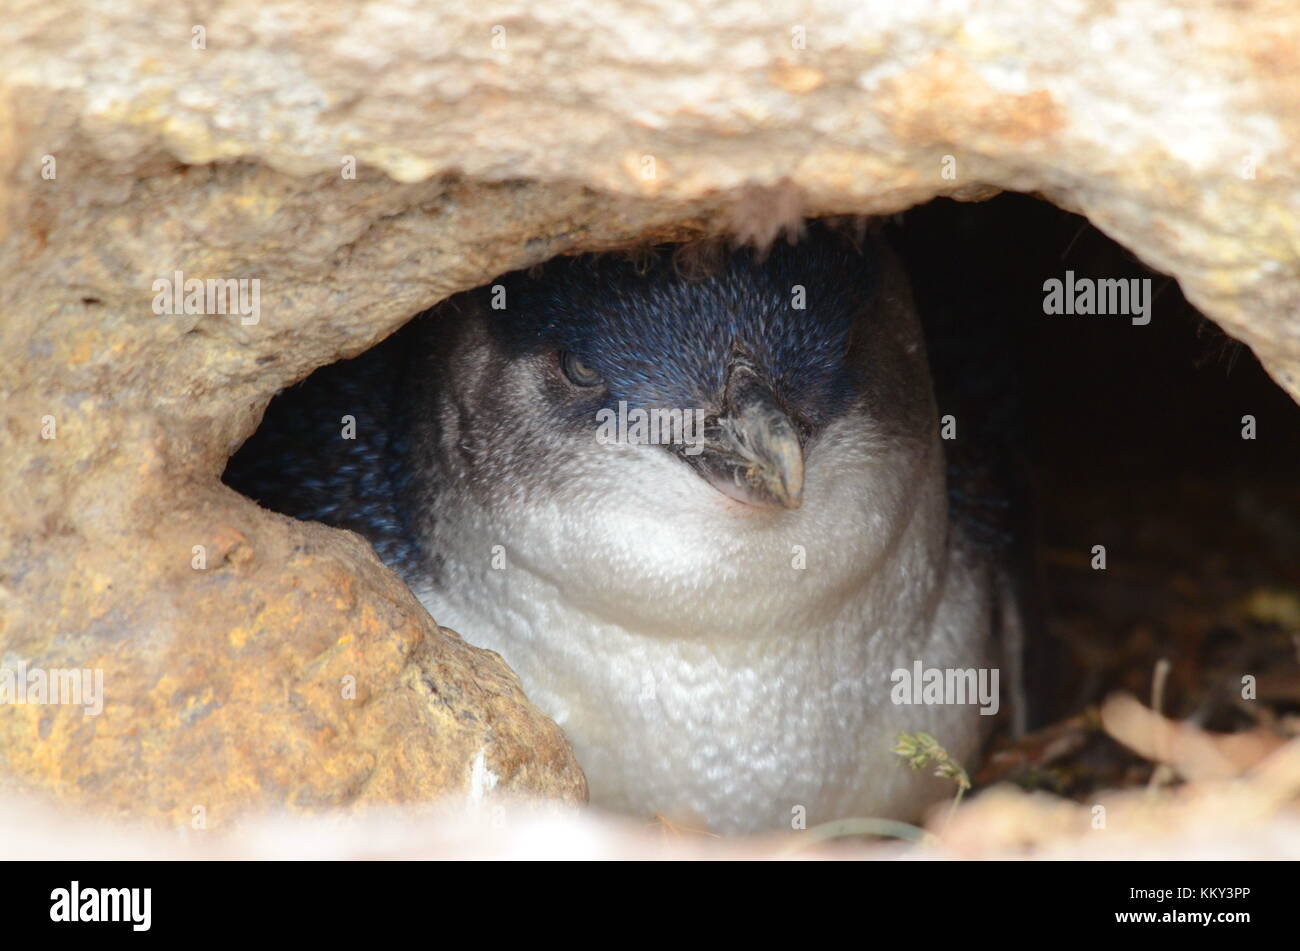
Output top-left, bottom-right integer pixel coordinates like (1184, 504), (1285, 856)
(0, 489), (587, 826)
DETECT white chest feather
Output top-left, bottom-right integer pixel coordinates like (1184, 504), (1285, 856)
(414, 421), (998, 834)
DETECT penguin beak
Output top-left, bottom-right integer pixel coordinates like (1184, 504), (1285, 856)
(684, 360), (805, 510)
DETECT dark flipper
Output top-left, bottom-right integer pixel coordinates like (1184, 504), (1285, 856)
(223, 329), (424, 574)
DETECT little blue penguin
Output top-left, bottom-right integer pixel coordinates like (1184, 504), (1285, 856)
(226, 222), (1026, 835)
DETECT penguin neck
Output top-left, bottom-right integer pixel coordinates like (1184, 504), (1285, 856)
(406, 420), (951, 648)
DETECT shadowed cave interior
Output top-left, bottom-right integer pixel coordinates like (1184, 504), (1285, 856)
(895, 194), (1300, 795)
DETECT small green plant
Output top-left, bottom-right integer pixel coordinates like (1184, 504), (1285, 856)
(893, 731), (971, 825)
(791, 732), (973, 850)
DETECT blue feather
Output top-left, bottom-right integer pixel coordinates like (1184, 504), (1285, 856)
(486, 226), (876, 430)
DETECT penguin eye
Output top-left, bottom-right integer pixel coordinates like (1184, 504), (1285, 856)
(559, 351), (604, 388)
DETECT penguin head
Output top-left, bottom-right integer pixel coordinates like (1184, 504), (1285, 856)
(423, 223), (924, 514)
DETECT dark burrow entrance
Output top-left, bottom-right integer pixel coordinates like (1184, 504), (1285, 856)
(892, 194), (1300, 796)
(225, 192), (1300, 809)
